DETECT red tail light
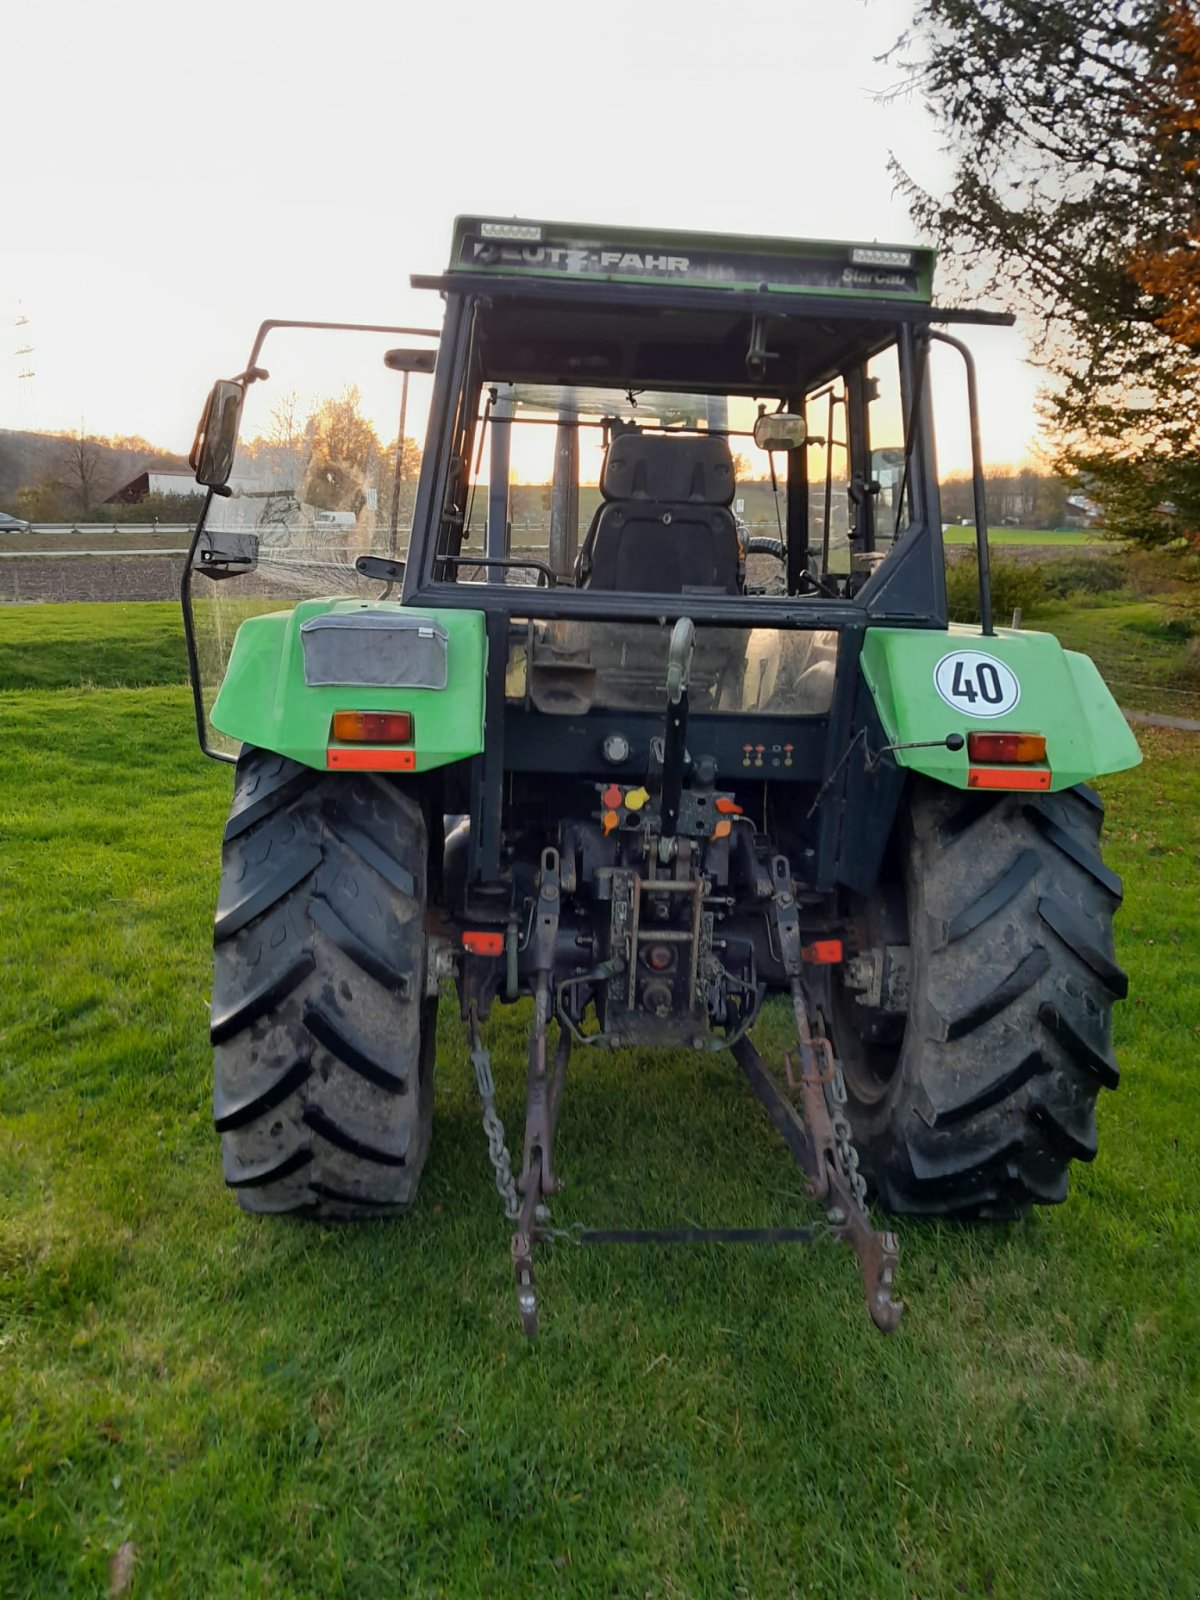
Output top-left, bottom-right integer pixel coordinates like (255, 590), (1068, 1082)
(331, 710), (413, 743)
(966, 732), (1046, 764)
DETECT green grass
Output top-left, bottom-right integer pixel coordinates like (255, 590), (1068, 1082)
(2, 664), (1199, 1594)
(1037, 597), (1200, 719)
(0, 602), (188, 691)
(943, 527), (1104, 546)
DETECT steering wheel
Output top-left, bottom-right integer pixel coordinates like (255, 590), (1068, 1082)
(742, 537), (838, 597)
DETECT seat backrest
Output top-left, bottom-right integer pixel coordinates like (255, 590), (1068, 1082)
(579, 432), (739, 592)
(600, 432), (735, 507)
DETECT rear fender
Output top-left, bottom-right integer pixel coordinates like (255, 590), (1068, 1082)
(210, 599), (486, 773)
(860, 624), (1141, 791)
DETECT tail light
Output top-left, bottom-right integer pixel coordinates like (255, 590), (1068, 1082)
(331, 710), (413, 743)
(965, 731), (1050, 790)
(966, 732), (1046, 763)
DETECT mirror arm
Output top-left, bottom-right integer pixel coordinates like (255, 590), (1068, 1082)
(230, 365), (270, 386)
(745, 316), (780, 382)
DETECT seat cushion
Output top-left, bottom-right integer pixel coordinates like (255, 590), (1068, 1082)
(586, 503), (739, 593)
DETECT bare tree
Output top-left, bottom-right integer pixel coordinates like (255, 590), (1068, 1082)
(55, 429), (105, 515)
(245, 388), (309, 491)
(267, 389), (305, 452)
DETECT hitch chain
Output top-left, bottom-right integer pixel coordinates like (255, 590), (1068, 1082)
(770, 858), (870, 1216)
(826, 1063), (869, 1215)
(468, 1008), (520, 1221)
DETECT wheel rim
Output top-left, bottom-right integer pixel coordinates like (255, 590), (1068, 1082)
(827, 874), (908, 1107)
(828, 979), (903, 1105)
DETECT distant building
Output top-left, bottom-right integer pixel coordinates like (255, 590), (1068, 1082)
(1064, 493), (1103, 529)
(105, 467), (260, 504)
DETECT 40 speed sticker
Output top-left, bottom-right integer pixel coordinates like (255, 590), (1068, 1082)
(933, 649), (1021, 718)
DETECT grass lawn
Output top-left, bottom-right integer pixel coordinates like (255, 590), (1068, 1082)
(0, 603), (188, 692)
(1035, 597), (1200, 720)
(2, 633), (1199, 1596)
(943, 527), (1104, 546)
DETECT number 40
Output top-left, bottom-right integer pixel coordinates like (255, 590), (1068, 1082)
(952, 660), (1004, 705)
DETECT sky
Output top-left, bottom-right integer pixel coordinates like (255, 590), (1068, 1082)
(3, 0), (1046, 473)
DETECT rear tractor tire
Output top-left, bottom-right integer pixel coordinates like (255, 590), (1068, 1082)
(831, 780), (1126, 1219)
(210, 746), (436, 1219)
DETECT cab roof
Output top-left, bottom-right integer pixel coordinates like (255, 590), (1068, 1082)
(441, 215), (936, 303)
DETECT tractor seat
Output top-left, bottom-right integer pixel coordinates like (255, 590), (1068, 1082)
(577, 432), (739, 594)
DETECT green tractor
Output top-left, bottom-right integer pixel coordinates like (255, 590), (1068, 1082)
(182, 218), (1139, 1334)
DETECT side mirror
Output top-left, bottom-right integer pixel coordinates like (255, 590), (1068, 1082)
(190, 379), (245, 487)
(753, 411), (807, 452)
(383, 347), (438, 374)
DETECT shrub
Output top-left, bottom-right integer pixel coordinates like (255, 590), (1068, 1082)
(1041, 554), (1128, 599)
(1115, 545), (1200, 605)
(945, 556), (1049, 624)
(1126, 614), (1194, 642)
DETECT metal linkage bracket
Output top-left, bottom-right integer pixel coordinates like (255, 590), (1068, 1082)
(732, 1033), (902, 1332)
(577, 1225), (825, 1246)
(757, 854), (904, 1333)
(785, 1038), (835, 1089)
(510, 848), (567, 1337)
(469, 846), (902, 1340)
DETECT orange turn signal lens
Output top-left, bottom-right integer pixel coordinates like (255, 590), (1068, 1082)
(966, 731), (1046, 764)
(331, 710), (413, 744)
(802, 939), (844, 965)
(968, 767), (1051, 790)
(463, 930), (504, 956)
(326, 749), (415, 771)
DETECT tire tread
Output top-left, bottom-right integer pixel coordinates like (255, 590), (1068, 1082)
(211, 747), (434, 1219)
(841, 780), (1124, 1218)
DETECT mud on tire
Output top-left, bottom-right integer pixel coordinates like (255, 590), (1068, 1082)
(834, 780), (1126, 1219)
(210, 746), (435, 1219)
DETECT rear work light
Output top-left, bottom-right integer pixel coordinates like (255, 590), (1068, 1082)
(331, 710), (413, 743)
(966, 732), (1046, 764)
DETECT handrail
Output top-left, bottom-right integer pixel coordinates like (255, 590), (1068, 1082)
(928, 330), (994, 636)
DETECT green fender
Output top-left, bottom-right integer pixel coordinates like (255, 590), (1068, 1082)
(860, 624), (1141, 790)
(210, 599), (486, 773)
